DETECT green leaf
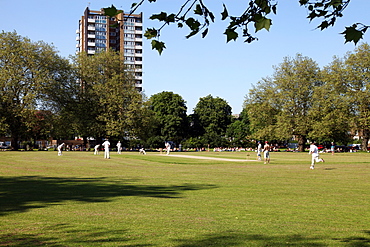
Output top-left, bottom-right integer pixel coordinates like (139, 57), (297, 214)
(150, 12), (168, 21)
(185, 18), (201, 31)
(166, 14), (175, 23)
(131, 3), (137, 9)
(110, 23), (119, 28)
(185, 30), (199, 39)
(224, 28), (238, 42)
(103, 5), (120, 17)
(194, 4), (203, 15)
(331, 0), (344, 8)
(151, 40), (166, 55)
(341, 25), (363, 44)
(221, 4), (228, 20)
(144, 28), (158, 39)
(254, 17), (272, 32)
(317, 21), (329, 30)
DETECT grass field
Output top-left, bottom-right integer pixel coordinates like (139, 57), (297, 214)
(0, 150), (369, 246)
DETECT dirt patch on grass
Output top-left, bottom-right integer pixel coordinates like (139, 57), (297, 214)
(161, 154), (257, 162)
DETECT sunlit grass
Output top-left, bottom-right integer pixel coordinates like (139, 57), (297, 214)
(0, 150), (369, 246)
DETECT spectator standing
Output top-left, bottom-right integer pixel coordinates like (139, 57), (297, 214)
(263, 141), (271, 164)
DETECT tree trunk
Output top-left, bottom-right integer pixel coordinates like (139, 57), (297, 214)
(12, 134), (19, 151)
(297, 135), (307, 152)
(361, 129), (369, 151)
(83, 136), (88, 150)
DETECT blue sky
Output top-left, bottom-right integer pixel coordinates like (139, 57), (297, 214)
(2, 0), (369, 114)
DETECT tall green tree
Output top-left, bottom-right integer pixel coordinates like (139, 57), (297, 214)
(193, 94), (232, 147)
(246, 54), (322, 151)
(104, 1), (366, 54)
(72, 50), (143, 144)
(309, 56), (352, 145)
(0, 31), (73, 150)
(148, 91), (188, 146)
(244, 77), (280, 142)
(344, 43), (370, 150)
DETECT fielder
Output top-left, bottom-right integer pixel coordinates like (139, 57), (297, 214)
(165, 142), (171, 155)
(116, 141), (122, 154)
(94, 144), (100, 155)
(57, 143), (65, 156)
(309, 142), (325, 169)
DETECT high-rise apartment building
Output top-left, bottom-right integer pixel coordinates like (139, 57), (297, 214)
(76, 7), (143, 91)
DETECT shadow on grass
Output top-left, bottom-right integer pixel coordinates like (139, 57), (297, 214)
(1, 226), (369, 246)
(0, 224), (151, 247)
(334, 230), (370, 247)
(0, 176), (217, 216)
(174, 231), (326, 246)
(174, 230), (370, 246)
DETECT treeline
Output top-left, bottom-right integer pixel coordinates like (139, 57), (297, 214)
(1, 31), (369, 151)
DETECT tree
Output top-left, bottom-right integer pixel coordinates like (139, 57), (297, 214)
(244, 77), (281, 142)
(0, 31), (74, 150)
(246, 54), (322, 151)
(309, 56), (352, 145)
(72, 50), (143, 144)
(25, 110), (54, 148)
(148, 91), (188, 146)
(103, 1), (367, 54)
(193, 94), (232, 147)
(225, 108), (251, 147)
(344, 43), (370, 150)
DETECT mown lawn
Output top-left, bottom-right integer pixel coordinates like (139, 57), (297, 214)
(0, 150), (369, 246)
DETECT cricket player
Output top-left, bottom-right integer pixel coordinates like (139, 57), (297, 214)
(94, 144), (100, 155)
(309, 142), (325, 169)
(139, 148), (146, 155)
(165, 142), (171, 155)
(102, 139), (110, 159)
(116, 141), (122, 154)
(257, 141), (262, 161)
(57, 143), (65, 156)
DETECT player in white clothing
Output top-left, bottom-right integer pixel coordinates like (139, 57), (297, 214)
(165, 142), (171, 155)
(309, 142), (325, 169)
(256, 141), (262, 161)
(94, 144), (100, 155)
(116, 141), (122, 154)
(102, 139), (110, 159)
(57, 143), (65, 156)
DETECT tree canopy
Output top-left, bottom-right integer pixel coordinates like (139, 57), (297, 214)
(193, 94), (232, 147)
(71, 50), (144, 144)
(0, 31), (73, 150)
(245, 43), (370, 151)
(104, 0), (367, 54)
(148, 91), (188, 146)
(1, 31), (369, 150)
